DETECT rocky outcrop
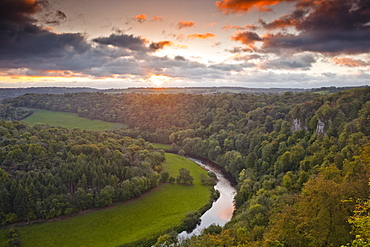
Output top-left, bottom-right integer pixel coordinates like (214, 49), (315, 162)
(316, 119), (325, 135)
(291, 118), (302, 132)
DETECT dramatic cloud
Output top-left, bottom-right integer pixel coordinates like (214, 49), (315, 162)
(1, 0), (368, 88)
(216, 0), (295, 13)
(0, 0), (242, 84)
(259, 0), (370, 55)
(177, 20), (195, 29)
(187, 33), (216, 39)
(0, 0), (43, 24)
(149, 41), (174, 51)
(0, 0), (90, 69)
(92, 34), (148, 51)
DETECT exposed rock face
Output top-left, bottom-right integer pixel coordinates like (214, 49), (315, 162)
(291, 118), (302, 132)
(316, 119), (325, 135)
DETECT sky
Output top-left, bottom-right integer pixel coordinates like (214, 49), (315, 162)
(0, 0), (369, 89)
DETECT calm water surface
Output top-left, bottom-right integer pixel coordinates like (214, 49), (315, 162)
(178, 158), (236, 239)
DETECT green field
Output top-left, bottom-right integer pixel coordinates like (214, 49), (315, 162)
(0, 153), (210, 247)
(21, 109), (125, 131)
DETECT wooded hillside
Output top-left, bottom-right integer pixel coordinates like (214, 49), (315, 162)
(3, 87), (370, 246)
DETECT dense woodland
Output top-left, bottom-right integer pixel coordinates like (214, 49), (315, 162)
(0, 105), (32, 121)
(2, 87), (370, 246)
(0, 121), (165, 224)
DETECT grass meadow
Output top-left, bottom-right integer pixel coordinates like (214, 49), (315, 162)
(0, 153), (210, 247)
(21, 108), (125, 131)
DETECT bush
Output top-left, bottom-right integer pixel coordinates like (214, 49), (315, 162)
(183, 211), (201, 232)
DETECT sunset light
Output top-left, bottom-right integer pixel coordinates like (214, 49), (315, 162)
(0, 0), (368, 88)
(150, 75), (171, 86)
(0, 1), (370, 246)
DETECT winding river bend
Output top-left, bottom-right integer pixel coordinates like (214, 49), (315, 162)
(178, 158), (236, 239)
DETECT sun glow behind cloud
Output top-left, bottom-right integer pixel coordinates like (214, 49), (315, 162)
(149, 75), (172, 86)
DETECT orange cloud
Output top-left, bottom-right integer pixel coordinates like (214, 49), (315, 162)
(152, 16), (162, 21)
(149, 40), (174, 51)
(177, 20), (195, 29)
(208, 22), (217, 27)
(231, 31), (262, 45)
(222, 24), (244, 30)
(186, 33), (216, 39)
(332, 57), (368, 67)
(135, 14), (147, 23)
(245, 24), (258, 30)
(216, 0), (295, 13)
(259, 16), (298, 29)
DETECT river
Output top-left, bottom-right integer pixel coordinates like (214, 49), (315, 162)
(178, 157), (236, 239)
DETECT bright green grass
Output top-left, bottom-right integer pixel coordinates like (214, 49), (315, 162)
(152, 143), (172, 150)
(0, 153), (210, 247)
(21, 109), (125, 131)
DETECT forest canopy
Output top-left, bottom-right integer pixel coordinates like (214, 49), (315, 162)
(0, 121), (164, 224)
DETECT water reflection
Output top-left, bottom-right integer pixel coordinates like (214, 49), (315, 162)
(178, 158), (236, 239)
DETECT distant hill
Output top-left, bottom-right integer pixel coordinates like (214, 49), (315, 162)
(103, 87), (309, 95)
(0, 86), (367, 100)
(0, 87), (101, 100)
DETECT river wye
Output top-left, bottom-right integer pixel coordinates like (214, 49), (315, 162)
(178, 157), (236, 239)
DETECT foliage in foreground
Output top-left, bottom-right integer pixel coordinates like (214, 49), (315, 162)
(0, 153), (213, 247)
(0, 121), (164, 225)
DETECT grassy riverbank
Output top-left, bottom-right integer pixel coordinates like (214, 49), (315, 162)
(0, 153), (210, 247)
(21, 108), (125, 131)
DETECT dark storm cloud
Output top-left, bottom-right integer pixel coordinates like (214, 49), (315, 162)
(0, 0), (90, 69)
(262, 30), (370, 55)
(260, 0), (370, 55)
(0, 0), (44, 24)
(0, 0), (156, 77)
(92, 34), (148, 51)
